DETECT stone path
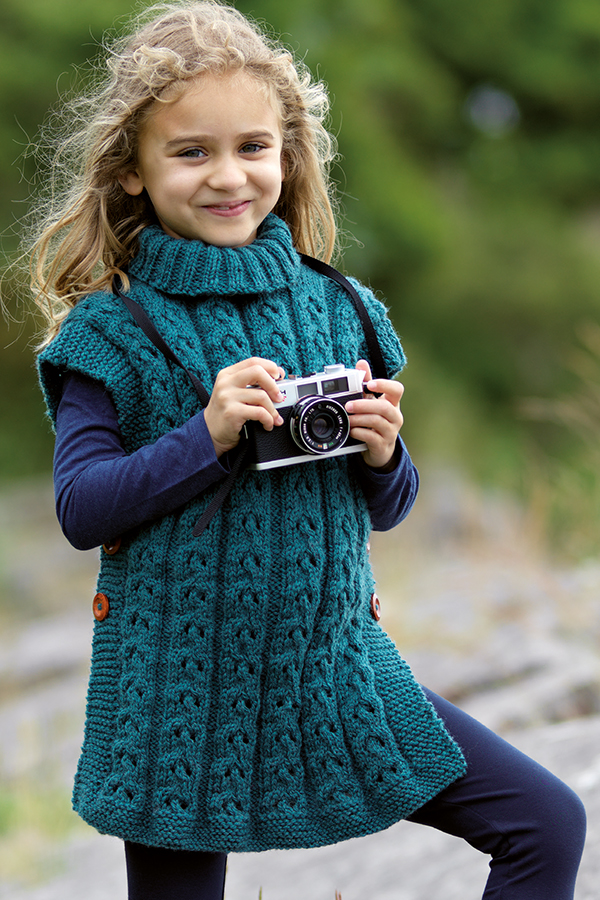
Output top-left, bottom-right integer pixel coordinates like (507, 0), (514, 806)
(1, 474), (599, 898)
(3, 715), (599, 899)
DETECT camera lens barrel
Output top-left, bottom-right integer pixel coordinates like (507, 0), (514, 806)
(290, 397), (350, 454)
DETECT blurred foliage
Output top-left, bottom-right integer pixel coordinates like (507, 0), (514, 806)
(0, 0), (132, 477)
(2, 0), (600, 553)
(521, 320), (600, 557)
(0, 776), (86, 884)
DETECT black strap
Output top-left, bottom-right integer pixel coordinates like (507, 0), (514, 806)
(114, 282), (211, 407)
(191, 438), (250, 537)
(301, 254), (388, 380)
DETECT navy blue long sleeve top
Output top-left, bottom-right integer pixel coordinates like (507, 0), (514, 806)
(54, 372), (419, 550)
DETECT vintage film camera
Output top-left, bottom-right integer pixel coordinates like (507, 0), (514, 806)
(246, 364), (367, 471)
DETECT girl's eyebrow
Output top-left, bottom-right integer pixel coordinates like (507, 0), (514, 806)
(165, 130), (278, 148)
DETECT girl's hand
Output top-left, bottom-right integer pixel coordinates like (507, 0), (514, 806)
(345, 359), (404, 471)
(204, 357), (285, 457)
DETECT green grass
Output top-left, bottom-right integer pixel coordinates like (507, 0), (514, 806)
(519, 320), (600, 560)
(0, 779), (87, 886)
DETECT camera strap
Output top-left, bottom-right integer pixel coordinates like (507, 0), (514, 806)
(114, 258), (389, 536)
(114, 280), (212, 407)
(300, 255), (388, 380)
(114, 278), (250, 537)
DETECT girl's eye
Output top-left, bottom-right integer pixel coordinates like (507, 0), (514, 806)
(180, 148), (205, 158)
(240, 142), (264, 154)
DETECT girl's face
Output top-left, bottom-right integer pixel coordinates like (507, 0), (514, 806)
(119, 71), (284, 247)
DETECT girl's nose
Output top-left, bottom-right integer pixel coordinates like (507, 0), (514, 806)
(206, 156), (247, 192)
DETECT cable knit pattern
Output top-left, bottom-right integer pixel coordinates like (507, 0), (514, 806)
(38, 216), (466, 852)
(129, 214), (300, 296)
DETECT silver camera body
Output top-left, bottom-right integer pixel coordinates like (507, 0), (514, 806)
(247, 364), (367, 471)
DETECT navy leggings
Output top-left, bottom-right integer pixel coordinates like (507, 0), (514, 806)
(124, 689), (586, 900)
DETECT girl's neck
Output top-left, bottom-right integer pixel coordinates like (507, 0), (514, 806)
(128, 214), (301, 297)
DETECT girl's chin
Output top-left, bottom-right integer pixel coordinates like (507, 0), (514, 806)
(159, 222), (258, 247)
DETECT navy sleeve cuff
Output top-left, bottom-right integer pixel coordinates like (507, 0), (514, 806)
(354, 437), (419, 531)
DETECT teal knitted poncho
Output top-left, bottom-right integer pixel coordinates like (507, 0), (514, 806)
(38, 215), (466, 852)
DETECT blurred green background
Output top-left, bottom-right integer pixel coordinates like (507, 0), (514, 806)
(2, 0), (600, 557)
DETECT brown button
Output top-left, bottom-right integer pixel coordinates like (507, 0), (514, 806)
(103, 537), (121, 555)
(370, 592), (381, 621)
(93, 592), (110, 621)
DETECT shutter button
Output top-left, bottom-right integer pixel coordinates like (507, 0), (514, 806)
(93, 593), (110, 621)
(370, 592), (381, 621)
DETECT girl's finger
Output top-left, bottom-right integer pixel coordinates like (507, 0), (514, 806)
(355, 359), (373, 383)
(364, 379), (404, 403)
(228, 356), (284, 376)
(234, 402), (283, 431)
(346, 398), (403, 423)
(217, 363), (285, 401)
(349, 412), (402, 430)
(235, 387), (284, 418)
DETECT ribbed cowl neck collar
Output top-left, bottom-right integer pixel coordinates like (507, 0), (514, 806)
(128, 214), (301, 297)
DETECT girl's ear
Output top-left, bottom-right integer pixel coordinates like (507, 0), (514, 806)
(118, 169), (145, 196)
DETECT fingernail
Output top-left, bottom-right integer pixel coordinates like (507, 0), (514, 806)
(275, 414), (284, 425)
(346, 401), (354, 413)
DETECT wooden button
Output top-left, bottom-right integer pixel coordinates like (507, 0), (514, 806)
(370, 592), (381, 621)
(102, 537), (121, 555)
(93, 592), (110, 621)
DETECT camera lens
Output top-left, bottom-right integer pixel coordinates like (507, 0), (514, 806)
(311, 413), (336, 441)
(291, 397), (350, 454)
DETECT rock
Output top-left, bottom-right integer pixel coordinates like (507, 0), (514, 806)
(1, 472), (599, 898)
(369, 468), (600, 735)
(3, 716), (598, 900)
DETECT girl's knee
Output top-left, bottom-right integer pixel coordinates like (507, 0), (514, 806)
(557, 781), (586, 849)
(531, 773), (586, 859)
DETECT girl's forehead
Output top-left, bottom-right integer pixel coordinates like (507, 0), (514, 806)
(157, 72), (281, 139)
(160, 69), (281, 119)
(137, 69), (283, 142)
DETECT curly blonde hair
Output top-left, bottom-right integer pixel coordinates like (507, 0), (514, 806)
(30, 1), (338, 344)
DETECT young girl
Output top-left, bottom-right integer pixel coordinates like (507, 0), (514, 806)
(31, 2), (585, 898)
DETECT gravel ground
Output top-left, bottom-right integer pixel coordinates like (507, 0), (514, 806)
(1, 473), (599, 899)
(3, 714), (599, 900)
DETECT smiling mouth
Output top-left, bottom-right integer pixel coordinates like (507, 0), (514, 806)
(204, 201), (251, 217)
